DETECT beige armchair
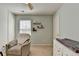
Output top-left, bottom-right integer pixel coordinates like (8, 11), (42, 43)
(6, 34), (31, 56)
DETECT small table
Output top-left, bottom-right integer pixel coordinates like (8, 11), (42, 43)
(0, 52), (3, 56)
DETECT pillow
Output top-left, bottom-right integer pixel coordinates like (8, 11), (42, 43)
(8, 40), (17, 48)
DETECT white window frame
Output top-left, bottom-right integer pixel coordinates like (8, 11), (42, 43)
(19, 20), (31, 35)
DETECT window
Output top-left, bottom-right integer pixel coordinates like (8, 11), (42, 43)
(20, 20), (31, 35)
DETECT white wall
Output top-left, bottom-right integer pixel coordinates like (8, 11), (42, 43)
(53, 4), (79, 41)
(53, 12), (60, 39)
(15, 15), (53, 45)
(0, 6), (15, 48)
(0, 7), (8, 48)
(8, 12), (15, 42)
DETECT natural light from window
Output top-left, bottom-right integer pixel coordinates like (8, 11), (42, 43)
(20, 20), (31, 35)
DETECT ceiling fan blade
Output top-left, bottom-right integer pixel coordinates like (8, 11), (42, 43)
(28, 3), (33, 10)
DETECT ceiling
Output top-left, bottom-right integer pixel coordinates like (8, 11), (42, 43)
(0, 3), (63, 15)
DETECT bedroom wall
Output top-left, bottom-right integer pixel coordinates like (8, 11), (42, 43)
(15, 15), (53, 45)
(53, 4), (79, 41)
(0, 6), (15, 48)
(0, 7), (8, 48)
(8, 11), (15, 42)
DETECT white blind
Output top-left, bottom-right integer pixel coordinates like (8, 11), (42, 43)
(20, 20), (31, 35)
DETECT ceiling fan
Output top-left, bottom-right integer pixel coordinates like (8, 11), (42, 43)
(15, 3), (33, 15)
(27, 3), (33, 10)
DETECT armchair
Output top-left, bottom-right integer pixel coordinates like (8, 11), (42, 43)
(6, 34), (31, 56)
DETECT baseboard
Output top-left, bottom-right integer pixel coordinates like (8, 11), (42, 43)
(31, 44), (52, 47)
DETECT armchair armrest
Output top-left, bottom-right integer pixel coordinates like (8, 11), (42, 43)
(21, 41), (31, 48)
(21, 41), (31, 56)
(23, 39), (30, 44)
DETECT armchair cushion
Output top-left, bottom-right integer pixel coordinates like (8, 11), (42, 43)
(7, 44), (21, 55)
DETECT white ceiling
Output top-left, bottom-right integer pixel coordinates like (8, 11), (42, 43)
(0, 3), (63, 15)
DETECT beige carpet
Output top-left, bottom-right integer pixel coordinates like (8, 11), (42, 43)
(30, 45), (53, 56)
